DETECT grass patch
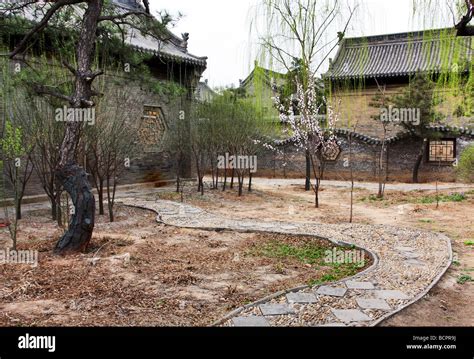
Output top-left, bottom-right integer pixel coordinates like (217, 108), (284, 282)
(360, 194), (384, 202)
(418, 192), (467, 204)
(359, 191), (470, 206)
(457, 274), (473, 285)
(307, 263), (362, 287)
(464, 240), (474, 246)
(249, 240), (367, 287)
(419, 218), (434, 223)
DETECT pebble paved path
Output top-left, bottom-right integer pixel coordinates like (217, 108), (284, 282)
(120, 198), (452, 327)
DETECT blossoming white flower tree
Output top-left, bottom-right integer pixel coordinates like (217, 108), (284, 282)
(273, 74), (339, 208)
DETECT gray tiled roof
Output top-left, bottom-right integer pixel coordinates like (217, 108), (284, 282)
(105, 3), (207, 67)
(324, 28), (472, 80)
(10, 1), (207, 68)
(125, 27), (207, 67)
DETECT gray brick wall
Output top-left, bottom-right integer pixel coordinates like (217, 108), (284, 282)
(256, 136), (473, 182)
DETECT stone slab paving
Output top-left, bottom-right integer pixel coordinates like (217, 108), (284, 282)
(259, 303), (295, 316)
(356, 298), (391, 311)
(316, 286), (347, 297)
(345, 281), (375, 290)
(286, 292), (318, 304)
(232, 316), (269, 327)
(401, 252), (421, 259)
(331, 309), (372, 323)
(120, 198), (452, 327)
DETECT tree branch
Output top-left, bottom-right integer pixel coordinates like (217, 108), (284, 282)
(8, 0), (85, 59)
(455, 0), (474, 36)
(32, 84), (73, 103)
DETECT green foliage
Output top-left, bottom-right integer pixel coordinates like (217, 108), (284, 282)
(248, 239), (365, 287)
(0, 120), (27, 159)
(369, 85), (390, 123)
(360, 191), (469, 205)
(418, 192), (467, 203)
(150, 81), (187, 97)
(457, 274), (473, 285)
(360, 194), (384, 202)
(0, 6), (184, 99)
(191, 92), (277, 155)
(391, 73), (442, 137)
(307, 263), (363, 286)
(252, 240), (327, 264)
(0, 160), (4, 198)
(457, 145), (474, 183)
(418, 218), (434, 223)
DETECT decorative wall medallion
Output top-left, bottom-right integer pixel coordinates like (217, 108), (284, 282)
(323, 142), (341, 161)
(138, 106), (167, 152)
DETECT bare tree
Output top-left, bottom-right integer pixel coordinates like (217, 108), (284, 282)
(369, 79), (390, 199)
(1, 0), (173, 253)
(86, 87), (141, 222)
(161, 98), (190, 194)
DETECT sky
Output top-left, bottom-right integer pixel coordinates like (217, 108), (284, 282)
(150, 0), (455, 89)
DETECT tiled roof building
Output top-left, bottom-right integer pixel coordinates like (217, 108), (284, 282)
(261, 28), (474, 182)
(325, 28), (472, 80)
(1, 0), (208, 193)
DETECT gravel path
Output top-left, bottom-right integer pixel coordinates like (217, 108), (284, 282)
(247, 177), (474, 192)
(120, 198), (452, 327)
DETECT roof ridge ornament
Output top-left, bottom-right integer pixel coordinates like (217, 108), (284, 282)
(181, 33), (189, 52)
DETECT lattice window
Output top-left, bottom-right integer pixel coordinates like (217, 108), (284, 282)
(138, 106), (166, 152)
(144, 106), (161, 118)
(428, 139), (455, 162)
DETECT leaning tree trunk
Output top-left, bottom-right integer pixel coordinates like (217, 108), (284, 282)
(54, 162), (95, 253)
(413, 139), (427, 184)
(54, 0), (101, 253)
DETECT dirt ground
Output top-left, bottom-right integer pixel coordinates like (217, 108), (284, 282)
(159, 181), (474, 326)
(0, 180), (472, 326)
(0, 205), (369, 326)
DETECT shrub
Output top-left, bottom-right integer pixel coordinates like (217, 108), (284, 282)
(457, 144), (474, 183)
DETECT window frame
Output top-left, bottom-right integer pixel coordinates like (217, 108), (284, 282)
(426, 138), (456, 164)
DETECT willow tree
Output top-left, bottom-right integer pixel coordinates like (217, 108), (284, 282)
(412, 0), (473, 35)
(410, 1), (473, 116)
(0, 0), (173, 253)
(252, 0), (356, 204)
(410, 0), (473, 182)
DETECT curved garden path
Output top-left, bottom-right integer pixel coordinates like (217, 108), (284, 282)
(120, 198), (452, 327)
